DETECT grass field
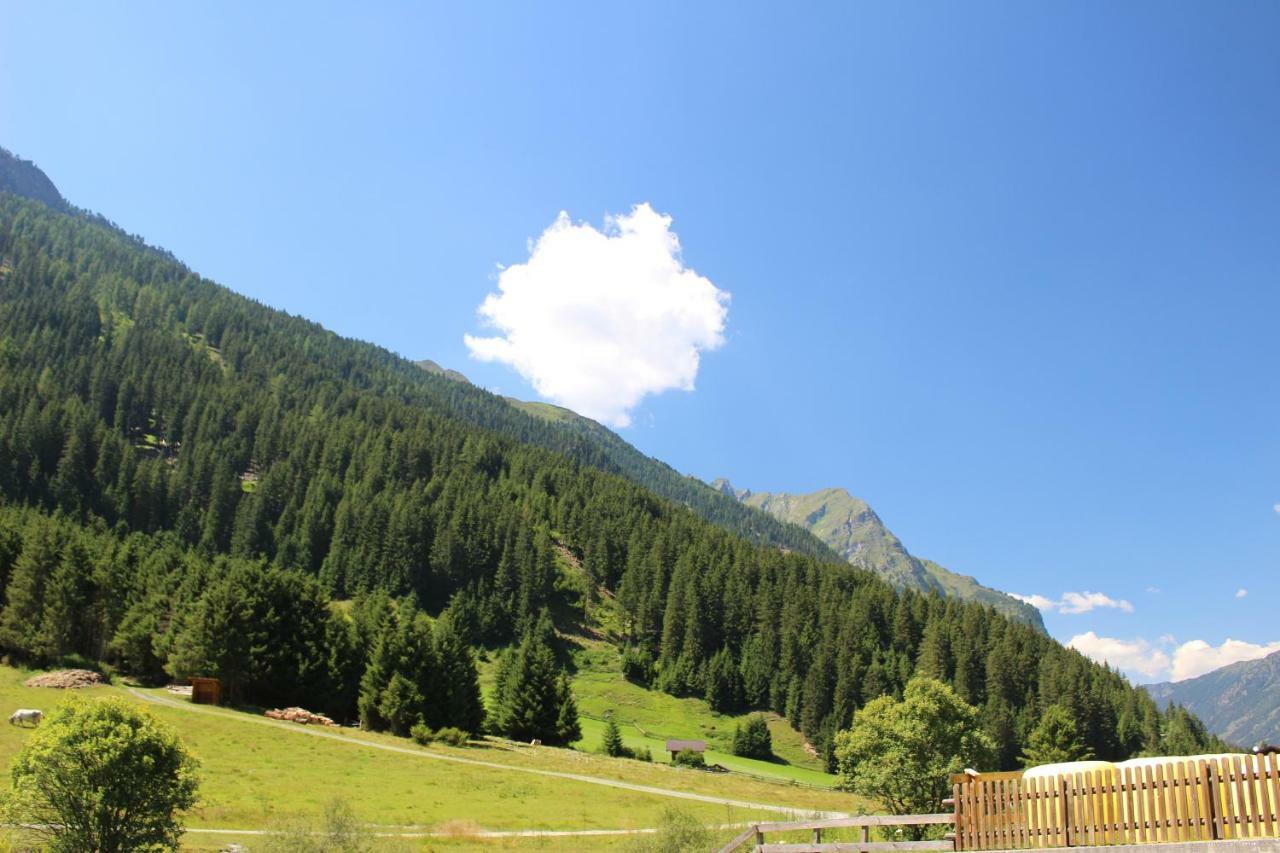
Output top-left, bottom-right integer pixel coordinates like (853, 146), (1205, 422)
(567, 641), (838, 788)
(0, 666), (860, 851)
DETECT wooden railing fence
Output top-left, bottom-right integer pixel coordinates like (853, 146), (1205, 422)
(952, 753), (1280, 849)
(716, 813), (954, 853)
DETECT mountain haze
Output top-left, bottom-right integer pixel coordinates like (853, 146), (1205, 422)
(1144, 650), (1280, 748)
(714, 480), (1045, 630)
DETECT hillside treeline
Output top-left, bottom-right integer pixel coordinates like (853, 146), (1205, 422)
(0, 193), (1226, 767)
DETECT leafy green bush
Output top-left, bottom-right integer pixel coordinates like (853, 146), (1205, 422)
(671, 748), (705, 769)
(732, 714), (773, 760)
(434, 726), (470, 747)
(634, 745), (653, 762)
(409, 723), (435, 745)
(623, 807), (711, 852)
(260, 798), (394, 852)
(5, 697), (199, 853)
(621, 647), (655, 684)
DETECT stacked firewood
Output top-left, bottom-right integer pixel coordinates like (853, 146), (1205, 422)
(264, 707), (338, 727)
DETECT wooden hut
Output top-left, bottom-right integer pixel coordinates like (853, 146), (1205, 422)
(665, 739), (706, 761)
(190, 677), (222, 706)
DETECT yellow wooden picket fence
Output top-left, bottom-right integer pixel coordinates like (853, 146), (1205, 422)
(951, 753), (1280, 849)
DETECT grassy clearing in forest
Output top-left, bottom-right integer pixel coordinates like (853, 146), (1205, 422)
(567, 641), (839, 788)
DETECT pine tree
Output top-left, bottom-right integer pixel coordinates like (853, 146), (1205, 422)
(490, 614), (578, 745)
(601, 712), (625, 757)
(1020, 704), (1093, 767)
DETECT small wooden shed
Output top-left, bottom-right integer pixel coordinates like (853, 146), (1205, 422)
(190, 677), (222, 706)
(666, 739), (706, 761)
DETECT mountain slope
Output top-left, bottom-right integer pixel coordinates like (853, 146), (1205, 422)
(0, 144), (1219, 771)
(714, 480), (1045, 630)
(1144, 650), (1280, 747)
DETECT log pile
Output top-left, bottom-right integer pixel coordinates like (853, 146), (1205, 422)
(264, 707), (338, 727)
(25, 669), (106, 689)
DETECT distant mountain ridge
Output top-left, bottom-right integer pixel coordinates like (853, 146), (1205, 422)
(1144, 650), (1280, 748)
(713, 479), (1046, 631)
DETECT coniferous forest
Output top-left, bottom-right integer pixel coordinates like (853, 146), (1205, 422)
(0, 154), (1229, 768)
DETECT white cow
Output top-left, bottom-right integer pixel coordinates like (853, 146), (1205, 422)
(8, 708), (43, 727)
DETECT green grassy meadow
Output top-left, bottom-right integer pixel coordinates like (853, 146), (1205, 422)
(0, 666), (858, 851)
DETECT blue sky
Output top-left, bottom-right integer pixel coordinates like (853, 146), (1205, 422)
(3, 2), (1278, 683)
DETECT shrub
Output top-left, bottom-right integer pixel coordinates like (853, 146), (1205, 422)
(672, 748), (705, 769)
(409, 723), (435, 745)
(434, 726), (470, 747)
(732, 714), (773, 760)
(623, 807), (711, 852)
(621, 647), (655, 684)
(634, 745), (653, 762)
(259, 798), (389, 852)
(4, 697), (199, 852)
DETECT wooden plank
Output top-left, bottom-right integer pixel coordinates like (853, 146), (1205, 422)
(968, 775), (979, 851)
(1210, 758), (1226, 840)
(951, 781), (964, 852)
(1121, 766), (1136, 844)
(1176, 761), (1195, 841)
(1097, 769), (1110, 843)
(990, 776), (1001, 851)
(1027, 776), (1041, 849)
(1015, 776), (1027, 849)
(752, 815), (956, 833)
(1187, 760), (1205, 841)
(757, 843), (954, 853)
(1171, 761), (1188, 841)
(1147, 764), (1159, 844)
(1085, 763), (1095, 845)
(1254, 747), (1274, 835)
(982, 776), (993, 852)
(1003, 775), (1016, 850)
(1246, 754), (1264, 839)
(1122, 767), (1135, 845)
(1156, 762), (1171, 842)
(714, 825), (756, 853)
(1233, 754), (1249, 838)
(962, 773), (972, 845)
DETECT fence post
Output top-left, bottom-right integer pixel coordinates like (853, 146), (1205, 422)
(861, 824), (870, 850)
(951, 782), (963, 851)
(754, 824), (764, 848)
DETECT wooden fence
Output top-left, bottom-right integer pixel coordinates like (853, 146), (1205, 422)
(952, 754), (1280, 849)
(717, 813), (955, 853)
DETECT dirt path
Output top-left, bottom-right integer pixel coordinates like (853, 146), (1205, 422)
(127, 688), (846, 821)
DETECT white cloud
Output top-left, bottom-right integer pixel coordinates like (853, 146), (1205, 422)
(1170, 638), (1280, 681)
(1236, 588), (1249, 599)
(1010, 593), (1056, 611)
(1011, 590), (1134, 614)
(1068, 632), (1170, 680)
(464, 204), (729, 427)
(1145, 586), (1161, 594)
(1068, 633), (1280, 683)
(1273, 503), (1280, 515)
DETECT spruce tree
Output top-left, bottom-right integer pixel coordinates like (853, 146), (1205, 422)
(601, 712), (625, 757)
(1020, 704), (1093, 767)
(490, 614), (578, 745)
